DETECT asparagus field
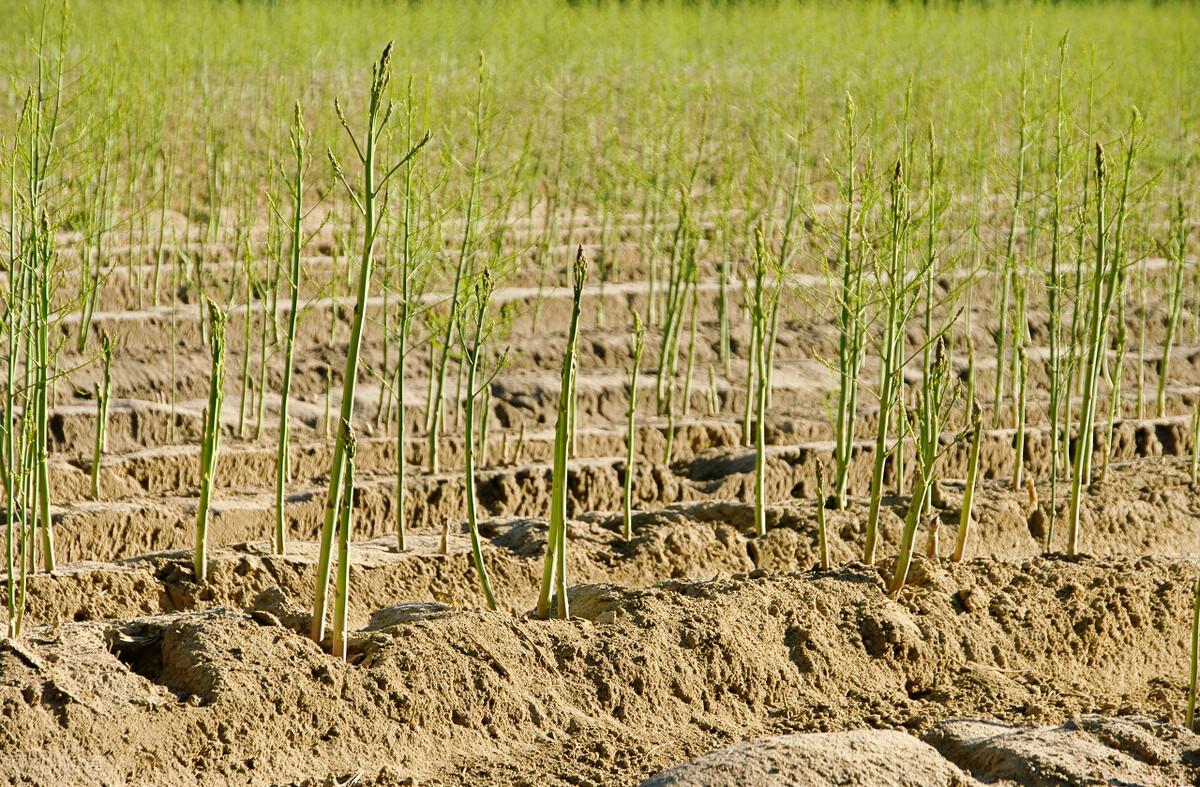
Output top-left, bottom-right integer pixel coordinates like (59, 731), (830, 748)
(2, 1), (1199, 784)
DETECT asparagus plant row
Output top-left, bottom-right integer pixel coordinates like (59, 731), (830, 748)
(0, 24), (1194, 702)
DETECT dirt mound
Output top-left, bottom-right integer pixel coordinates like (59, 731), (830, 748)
(1, 556), (1196, 785)
(41, 435), (1200, 568)
(13, 459), (1199, 632)
(641, 731), (973, 786)
(925, 716), (1200, 786)
(644, 715), (1200, 787)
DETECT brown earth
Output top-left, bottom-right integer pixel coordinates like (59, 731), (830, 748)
(4, 218), (1200, 785)
(645, 716), (1200, 786)
(3, 556), (1200, 785)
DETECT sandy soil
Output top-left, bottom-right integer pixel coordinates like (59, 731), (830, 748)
(3, 223), (1200, 785)
(3, 556), (1199, 784)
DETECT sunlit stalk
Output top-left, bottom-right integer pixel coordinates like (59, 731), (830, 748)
(194, 299), (227, 583)
(90, 332), (114, 499)
(312, 44), (430, 644)
(623, 311), (646, 541)
(536, 248), (587, 620)
(331, 427), (356, 662)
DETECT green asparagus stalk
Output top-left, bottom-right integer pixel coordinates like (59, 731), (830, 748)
(815, 465), (830, 571)
(864, 159), (910, 565)
(891, 341), (958, 596)
(1067, 112), (1140, 556)
(1158, 198), (1187, 417)
(331, 426), (356, 661)
(832, 95), (865, 510)
(460, 269), (502, 610)
(194, 299), (227, 583)
(751, 230), (771, 537)
(536, 248), (587, 620)
(273, 103), (310, 556)
(623, 311), (646, 541)
(311, 43), (430, 644)
(90, 332), (114, 500)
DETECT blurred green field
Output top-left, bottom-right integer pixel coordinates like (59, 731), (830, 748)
(0, 0), (1194, 248)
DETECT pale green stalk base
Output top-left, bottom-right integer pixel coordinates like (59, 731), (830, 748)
(751, 232), (770, 538)
(332, 435), (356, 661)
(195, 302), (227, 584)
(537, 250), (587, 620)
(623, 315), (645, 541)
(815, 469), (829, 571)
(90, 336), (112, 500)
(462, 273), (500, 611)
(274, 103), (307, 557)
(888, 479), (930, 597)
